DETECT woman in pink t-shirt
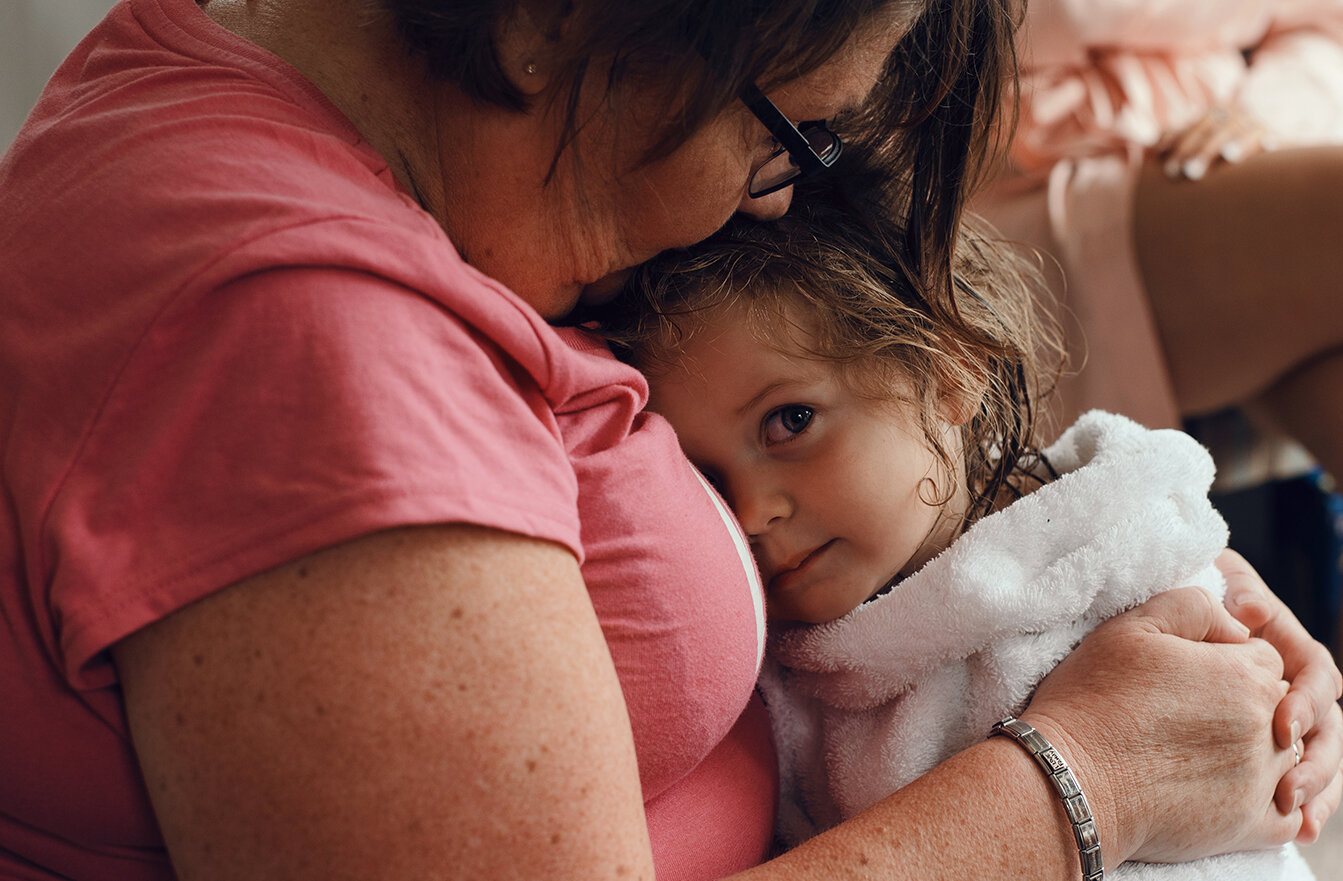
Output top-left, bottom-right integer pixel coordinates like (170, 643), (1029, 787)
(0, 1), (1339, 880)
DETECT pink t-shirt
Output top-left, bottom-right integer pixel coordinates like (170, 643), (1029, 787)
(0, 1), (774, 878)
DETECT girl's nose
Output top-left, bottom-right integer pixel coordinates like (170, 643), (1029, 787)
(732, 479), (792, 538)
(736, 185), (793, 222)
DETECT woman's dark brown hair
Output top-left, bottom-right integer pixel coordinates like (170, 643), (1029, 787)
(379, 0), (1021, 300)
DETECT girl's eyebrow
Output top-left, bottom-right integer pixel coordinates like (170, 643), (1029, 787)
(735, 378), (808, 417)
(736, 381), (786, 417)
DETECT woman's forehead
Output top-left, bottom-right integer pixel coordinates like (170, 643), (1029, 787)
(769, 7), (915, 115)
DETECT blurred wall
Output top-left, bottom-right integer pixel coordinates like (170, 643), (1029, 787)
(1, 0), (119, 151)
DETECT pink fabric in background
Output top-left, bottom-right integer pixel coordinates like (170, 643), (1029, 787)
(974, 0), (1343, 433)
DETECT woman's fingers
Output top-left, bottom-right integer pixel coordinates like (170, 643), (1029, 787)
(1218, 549), (1343, 749)
(1027, 587), (1290, 863)
(1277, 660), (1340, 752)
(1259, 731), (1309, 845)
(1130, 583), (1251, 643)
(1299, 761), (1343, 845)
(1215, 549), (1343, 829)
(1279, 698), (1343, 817)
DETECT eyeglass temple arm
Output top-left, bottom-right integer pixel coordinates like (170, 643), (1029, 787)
(738, 82), (829, 174)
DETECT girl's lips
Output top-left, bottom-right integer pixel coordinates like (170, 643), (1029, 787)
(768, 540), (835, 594)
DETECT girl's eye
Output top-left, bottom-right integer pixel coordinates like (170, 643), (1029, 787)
(763, 405), (814, 445)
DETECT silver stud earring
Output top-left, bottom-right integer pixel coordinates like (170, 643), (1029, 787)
(524, 62), (537, 75)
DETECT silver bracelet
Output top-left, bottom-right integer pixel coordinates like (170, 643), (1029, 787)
(990, 716), (1104, 881)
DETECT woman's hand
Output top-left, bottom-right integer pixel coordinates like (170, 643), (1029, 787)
(1158, 104), (1271, 180)
(1021, 586), (1302, 866)
(1218, 549), (1343, 841)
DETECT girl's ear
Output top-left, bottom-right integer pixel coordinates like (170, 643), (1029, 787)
(492, 2), (562, 97)
(936, 375), (986, 428)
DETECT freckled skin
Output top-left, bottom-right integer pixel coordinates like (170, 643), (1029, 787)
(119, 525), (660, 879)
(99, 5), (1304, 881)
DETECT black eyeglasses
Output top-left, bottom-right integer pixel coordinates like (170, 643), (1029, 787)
(740, 81), (843, 198)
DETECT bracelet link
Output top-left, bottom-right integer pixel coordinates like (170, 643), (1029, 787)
(991, 716), (1104, 881)
(1080, 842), (1104, 878)
(1063, 792), (1091, 825)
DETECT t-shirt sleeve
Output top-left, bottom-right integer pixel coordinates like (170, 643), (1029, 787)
(45, 264), (581, 687)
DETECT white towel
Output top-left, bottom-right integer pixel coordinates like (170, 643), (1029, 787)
(761, 410), (1312, 879)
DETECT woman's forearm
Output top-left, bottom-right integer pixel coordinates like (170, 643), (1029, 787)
(742, 585), (1312, 881)
(735, 734), (1082, 881)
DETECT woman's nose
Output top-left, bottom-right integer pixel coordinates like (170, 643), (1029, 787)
(736, 185), (793, 222)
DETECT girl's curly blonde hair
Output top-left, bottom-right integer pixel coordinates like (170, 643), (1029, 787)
(594, 147), (1064, 526)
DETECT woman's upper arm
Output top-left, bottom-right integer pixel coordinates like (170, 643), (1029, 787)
(112, 523), (655, 881)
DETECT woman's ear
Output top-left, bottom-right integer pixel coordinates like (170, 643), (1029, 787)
(493, 2), (561, 97)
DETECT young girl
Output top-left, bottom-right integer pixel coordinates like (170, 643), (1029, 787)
(595, 158), (1318, 879)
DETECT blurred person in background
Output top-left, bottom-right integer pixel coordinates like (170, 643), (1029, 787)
(975, 0), (1343, 487)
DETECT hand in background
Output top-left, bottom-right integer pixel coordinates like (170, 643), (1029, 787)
(1158, 104), (1272, 180)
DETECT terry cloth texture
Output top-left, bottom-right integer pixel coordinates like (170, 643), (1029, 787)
(761, 410), (1313, 879)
